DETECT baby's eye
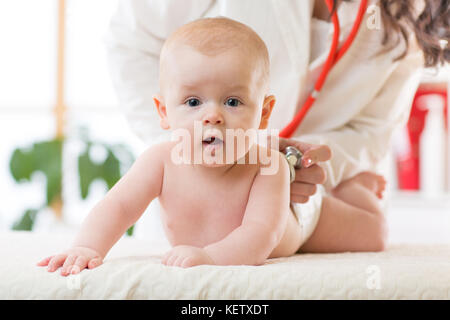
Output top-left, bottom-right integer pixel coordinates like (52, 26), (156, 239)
(225, 98), (241, 107)
(186, 98), (201, 107)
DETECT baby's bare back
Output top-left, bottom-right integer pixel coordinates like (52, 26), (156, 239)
(158, 141), (260, 248)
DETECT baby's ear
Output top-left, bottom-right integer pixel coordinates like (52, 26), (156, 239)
(153, 94), (170, 130)
(259, 95), (276, 130)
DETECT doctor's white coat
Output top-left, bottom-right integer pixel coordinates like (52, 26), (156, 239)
(104, 0), (424, 193)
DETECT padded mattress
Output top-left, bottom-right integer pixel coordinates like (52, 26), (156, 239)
(1, 231), (449, 299)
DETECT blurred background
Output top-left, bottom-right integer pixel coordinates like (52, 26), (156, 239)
(1, 0), (449, 244)
(0, 0), (146, 235)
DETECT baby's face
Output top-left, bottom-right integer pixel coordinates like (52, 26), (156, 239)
(154, 44), (275, 167)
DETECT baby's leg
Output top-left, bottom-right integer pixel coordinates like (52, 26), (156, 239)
(330, 171), (386, 214)
(299, 171), (388, 253)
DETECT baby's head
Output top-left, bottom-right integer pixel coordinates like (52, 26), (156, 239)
(153, 17), (276, 166)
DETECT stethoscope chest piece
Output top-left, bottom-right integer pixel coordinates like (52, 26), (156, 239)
(283, 146), (303, 183)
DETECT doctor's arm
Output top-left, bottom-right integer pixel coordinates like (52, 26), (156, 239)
(104, 0), (215, 145)
(293, 53), (423, 193)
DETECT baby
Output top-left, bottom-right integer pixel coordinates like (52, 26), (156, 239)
(38, 17), (387, 275)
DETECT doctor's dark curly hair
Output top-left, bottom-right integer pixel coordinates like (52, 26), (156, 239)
(334, 0), (449, 67)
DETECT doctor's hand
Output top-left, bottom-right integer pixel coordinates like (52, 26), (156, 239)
(267, 135), (332, 204)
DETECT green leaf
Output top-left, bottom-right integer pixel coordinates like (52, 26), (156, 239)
(78, 143), (121, 199)
(9, 148), (35, 182)
(126, 225), (134, 237)
(109, 143), (135, 175)
(12, 209), (39, 231)
(9, 138), (63, 206)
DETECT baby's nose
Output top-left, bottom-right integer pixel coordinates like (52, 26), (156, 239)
(202, 108), (224, 125)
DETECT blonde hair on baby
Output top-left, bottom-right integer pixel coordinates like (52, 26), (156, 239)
(159, 16), (270, 93)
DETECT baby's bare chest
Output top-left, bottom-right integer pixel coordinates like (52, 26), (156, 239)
(159, 164), (258, 234)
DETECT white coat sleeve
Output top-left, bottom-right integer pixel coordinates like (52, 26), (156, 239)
(294, 51), (424, 192)
(104, 0), (215, 145)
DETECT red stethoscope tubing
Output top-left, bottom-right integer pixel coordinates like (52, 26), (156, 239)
(279, 0), (368, 138)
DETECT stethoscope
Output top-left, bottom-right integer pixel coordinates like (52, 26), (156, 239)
(281, 0), (368, 183)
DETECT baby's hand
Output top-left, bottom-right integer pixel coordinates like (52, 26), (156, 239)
(36, 246), (103, 276)
(162, 245), (215, 268)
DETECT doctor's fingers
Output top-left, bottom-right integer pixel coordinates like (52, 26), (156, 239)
(291, 182), (317, 198)
(290, 183), (316, 204)
(294, 164), (327, 185)
(301, 144), (332, 167)
(290, 194), (309, 204)
(267, 136), (332, 166)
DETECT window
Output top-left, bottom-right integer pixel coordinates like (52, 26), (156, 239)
(0, 0), (147, 232)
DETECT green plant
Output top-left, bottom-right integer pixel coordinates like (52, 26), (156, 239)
(9, 127), (135, 235)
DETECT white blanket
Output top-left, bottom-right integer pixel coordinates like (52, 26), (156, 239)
(1, 231), (449, 299)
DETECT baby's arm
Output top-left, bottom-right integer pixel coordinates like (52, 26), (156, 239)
(204, 152), (291, 265)
(37, 142), (165, 275)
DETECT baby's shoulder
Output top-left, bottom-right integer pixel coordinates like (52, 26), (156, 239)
(146, 140), (176, 153)
(253, 144), (289, 176)
(139, 141), (173, 165)
(253, 143), (284, 163)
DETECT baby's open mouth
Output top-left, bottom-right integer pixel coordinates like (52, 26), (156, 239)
(202, 136), (223, 146)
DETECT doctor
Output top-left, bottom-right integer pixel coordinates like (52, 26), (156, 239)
(105, 0), (448, 250)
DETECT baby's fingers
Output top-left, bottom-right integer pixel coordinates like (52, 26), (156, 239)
(165, 253), (180, 266)
(60, 254), (77, 276)
(161, 250), (173, 265)
(87, 258), (103, 269)
(36, 256), (53, 267)
(173, 255), (187, 267)
(47, 254), (67, 272)
(69, 256), (88, 275)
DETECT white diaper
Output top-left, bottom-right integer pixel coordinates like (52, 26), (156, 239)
(290, 184), (326, 251)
